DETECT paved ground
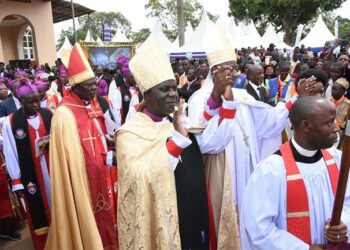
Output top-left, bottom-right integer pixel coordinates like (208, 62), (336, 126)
(0, 224), (34, 250)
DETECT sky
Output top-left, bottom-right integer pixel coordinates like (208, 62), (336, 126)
(53, 0), (350, 42)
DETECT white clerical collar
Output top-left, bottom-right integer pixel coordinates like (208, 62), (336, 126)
(292, 137), (318, 157)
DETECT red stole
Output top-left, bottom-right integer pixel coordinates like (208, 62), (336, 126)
(61, 92), (118, 249)
(280, 142), (339, 244)
(91, 97), (118, 224)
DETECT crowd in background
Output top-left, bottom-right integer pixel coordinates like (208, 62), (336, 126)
(0, 38), (349, 248)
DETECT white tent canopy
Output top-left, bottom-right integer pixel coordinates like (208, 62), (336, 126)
(261, 24), (281, 47)
(84, 30), (95, 42)
(228, 17), (246, 49)
(184, 21), (194, 43)
(172, 36), (179, 48)
(144, 21), (173, 52)
(171, 13), (215, 54)
(243, 20), (263, 48)
(261, 24), (292, 50)
(298, 15), (335, 48)
(228, 19), (262, 48)
(172, 22), (194, 50)
(96, 36), (103, 44)
(111, 31), (131, 43)
(56, 36), (72, 58)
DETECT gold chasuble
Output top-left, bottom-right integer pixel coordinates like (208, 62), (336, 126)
(116, 112), (181, 250)
(45, 106), (104, 250)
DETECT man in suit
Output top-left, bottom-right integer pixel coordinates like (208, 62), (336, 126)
(178, 68), (201, 102)
(0, 79), (21, 118)
(245, 65), (268, 103)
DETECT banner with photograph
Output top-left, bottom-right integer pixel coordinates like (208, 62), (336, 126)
(90, 47), (131, 69)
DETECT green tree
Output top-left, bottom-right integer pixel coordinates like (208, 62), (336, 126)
(145, 0), (218, 42)
(56, 12), (132, 49)
(132, 28), (151, 45)
(319, 15), (350, 41)
(228, 0), (346, 45)
(338, 18), (350, 41)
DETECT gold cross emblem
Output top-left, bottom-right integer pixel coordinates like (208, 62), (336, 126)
(82, 130), (97, 157)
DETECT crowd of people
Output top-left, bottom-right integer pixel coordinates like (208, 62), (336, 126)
(0, 22), (349, 250)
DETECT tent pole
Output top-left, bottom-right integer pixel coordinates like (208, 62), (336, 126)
(71, 0), (77, 43)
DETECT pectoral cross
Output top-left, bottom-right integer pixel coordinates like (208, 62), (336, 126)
(243, 134), (249, 147)
(82, 130), (96, 157)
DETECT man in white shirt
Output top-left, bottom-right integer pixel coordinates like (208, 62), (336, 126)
(241, 96), (350, 250)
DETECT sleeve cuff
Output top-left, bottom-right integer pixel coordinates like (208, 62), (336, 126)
(207, 94), (222, 110)
(285, 94), (298, 111)
(203, 110), (215, 121)
(221, 97), (238, 110)
(203, 95), (222, 121)
(106, 151), (113, 166)
(12, 178), (22, 185)
(166, 130), (192, 158)
(219, 107), (236, 119)
(12, 183), (24, 192)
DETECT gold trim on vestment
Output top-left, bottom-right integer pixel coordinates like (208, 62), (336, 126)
(63, 103), (87, 109)
(35, 227), (49, 236)
(287, 211), (310, 218)
(207, 48), (236, 68)
(68, 70), (94, 86)
(287, 174), (302, 181)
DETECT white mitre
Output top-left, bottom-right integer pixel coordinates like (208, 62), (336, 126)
(204, 21), (237, 69)
(129, 38), (175, 93)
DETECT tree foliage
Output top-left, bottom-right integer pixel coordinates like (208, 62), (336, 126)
(132, 28), (151, 45)
(56, 12), (132, 49)
(338, 18), (350, 41)
(228, 0), (347, 45)
(145, 0), (218, 41)
(310, 15), (350, 42)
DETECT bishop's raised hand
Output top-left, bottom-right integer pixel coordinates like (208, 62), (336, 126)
(297, 76), (317, 97)
(212, 65), (234, 102)
(173, 98), (188, 138)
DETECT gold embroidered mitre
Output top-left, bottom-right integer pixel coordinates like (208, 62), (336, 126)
(129, 38), (175, 92)
(205, 22), (237, 68)
(66, 43), (95, 86)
